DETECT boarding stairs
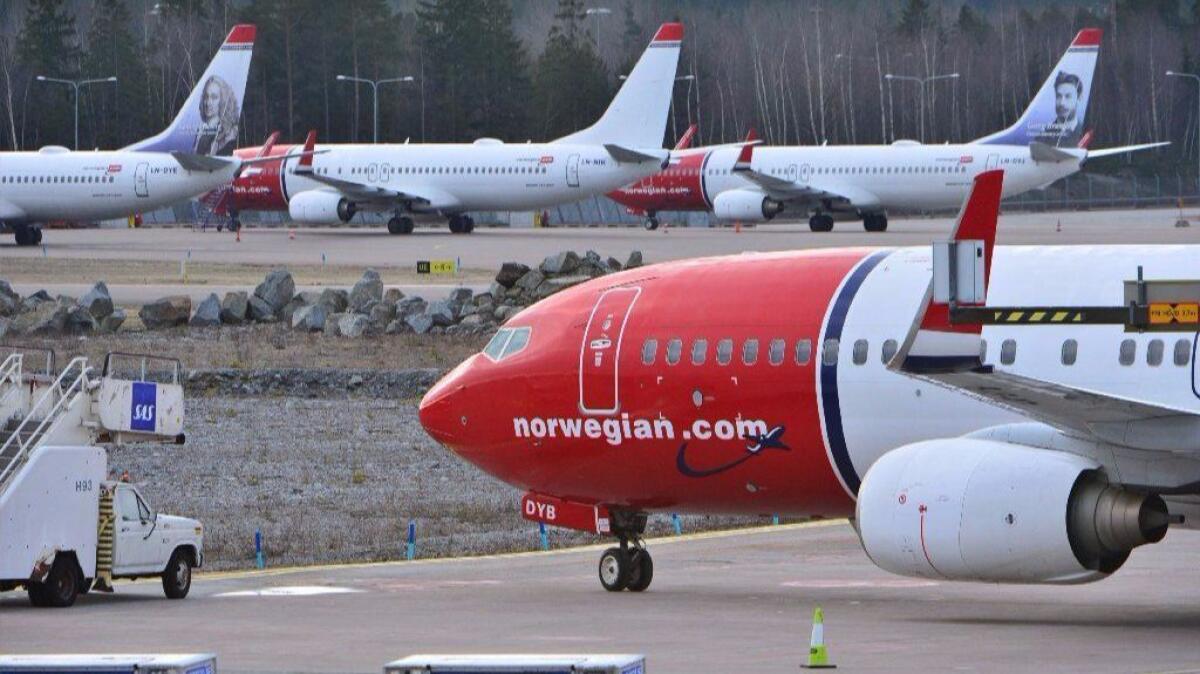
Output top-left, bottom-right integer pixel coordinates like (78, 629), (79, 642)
(0, 350), (185, 498)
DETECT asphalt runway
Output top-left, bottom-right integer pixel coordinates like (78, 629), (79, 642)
(1, 207), (1197, 272)
(2, 521), (1197, 673)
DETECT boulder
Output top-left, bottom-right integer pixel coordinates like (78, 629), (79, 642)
(280, 296), (307, 324)
(253, 269), (295, 313)
(99, 308), (126, 333)
(448, 287), (473, 306)
(349, 269), (383, 312)
(291, 304), (327, 332)
(514, 269), (545, 294)
(324, 313), (348, 336)
(486, 281), (506, 300)
(625, 250), (644, 269)
(368, 302), (396, 330)
(20, 290), (52, 313)
(77, 282), (114, 320)
(138, 295), (191, 329)
(337, 313), (369, 338)
(384, 318), (407, 334)
(405, 313), (435, 334)
(495, 262), (531, 287)
(298, 290), (323, 306)
(458, 313), (489, 328)
(383, 287), (405, 304)
(540, 250), (580, 275)
(397, 297), (426, 317)
(606, 256), (623, 272)
(318, 288), (349, 314)
(64, 305), (97, 334)
(494, 305), (522, 323)
(12, 300), (69, 335)
(220, 291), (249, 324)
(247, 295), (278, 323)
(534, 274), (591, 299)
(0, 316), (9, 338)
(189, 293), (222, 327)
(0, 280), (20, 317)
(423, 300), (456, 326)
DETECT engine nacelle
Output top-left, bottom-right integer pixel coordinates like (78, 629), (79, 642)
(288, 190), (356, 224)
(711, 189), (784, 222)
(856, 439), (1169, 584)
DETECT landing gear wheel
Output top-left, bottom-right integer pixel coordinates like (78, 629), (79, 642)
(863, 213), (888, 232)
(31, 228), (42, 244)
(644, 216), (660, 231)
(598, 547), (631, 592)
(448, 216), (463, 234)
(463, 216), (475, 233)
(809, 214), (834, 232)
(625, 549), (654, 592)
(162, 549), (192, 599)
(387, 217), (404, 235)
(37, 558), (80, 607)
(13, 226), (34, 246)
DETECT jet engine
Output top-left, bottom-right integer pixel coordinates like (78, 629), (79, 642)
(288, 190), (356, 224)
(711, 189), (784, 222)
(856, 439), (1169, 584)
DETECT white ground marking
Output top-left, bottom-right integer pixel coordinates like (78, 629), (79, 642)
(781, 579), (939, 589)
(213, 585), (364, 597)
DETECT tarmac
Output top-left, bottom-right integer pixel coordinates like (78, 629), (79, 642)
(2, 521), (1198, 673)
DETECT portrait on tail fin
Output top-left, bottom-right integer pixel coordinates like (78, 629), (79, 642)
(194, 75), (241, 156)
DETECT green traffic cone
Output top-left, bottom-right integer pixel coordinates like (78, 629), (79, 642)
(801, 606), (836, 669)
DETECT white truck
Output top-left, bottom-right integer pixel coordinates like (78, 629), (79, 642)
(0, 350), (200, 607)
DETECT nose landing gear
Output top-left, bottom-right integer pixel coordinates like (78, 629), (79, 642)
(597, 511), (653, 592)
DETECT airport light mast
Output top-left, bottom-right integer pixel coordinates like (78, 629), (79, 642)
(884, 72), (959, 143)
(585, 7), (611, 57)
(336, 75), (416, 143)
(1166, 70), (1200, 194)
(35, 76), (117, 150)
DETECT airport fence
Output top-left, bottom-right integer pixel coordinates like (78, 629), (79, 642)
(123, 170), (1200, 229)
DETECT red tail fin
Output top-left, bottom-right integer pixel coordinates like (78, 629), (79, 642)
(256, 131), (281, 158)
(673, 124), (697, 150)
(298, 130), (317, 169)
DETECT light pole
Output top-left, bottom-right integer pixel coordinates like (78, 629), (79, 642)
(585, 7), (611, 56)
(36, 75), (118, 150)
(390, 75), (423, 143)
(339, 75), (422, 143)
(1167, 70), (1200, 195)
(883, 72), (959, 143)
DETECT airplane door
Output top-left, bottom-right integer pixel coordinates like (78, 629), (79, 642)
(1192, 333), (1199, 400)
(134, 162), (149, 198)
(367, 163), (379, 182)
(380, 163), (391, 183)
(579, 286), (641, 414)
(985, 154), (1000, 170)
(786, 164), (799, 182)
(566, 154), (580, 188)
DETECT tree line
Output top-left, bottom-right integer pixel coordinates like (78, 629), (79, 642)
(0, 0), (1197, 176)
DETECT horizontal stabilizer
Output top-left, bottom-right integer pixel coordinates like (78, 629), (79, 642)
(171, 152), (233, 172)
(1029, 142), (1077, 163)
(1087, 141), (1171, 159)
(604, 144), (667, 164)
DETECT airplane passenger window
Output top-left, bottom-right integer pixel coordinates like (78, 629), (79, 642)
(716, 339), (733, 365)
(742, 339), (759, 365)
(768, 339), (785, 365)
(852, 339), (868, 365)
(1061, 339), (1077, 366)
(691, 339), (708, 365)
(822, 339), (839, 366)
(641, 339), (657, 365)
(1147, 339), (1164, 366)
(794, 339), (812, 365)
(1000, 339), (1017, 365)
(666, 339), (682, 366)
(1119, 339), (1136, 366)
(1174, 339), (1191, 366)
(881, 339), (898, 364)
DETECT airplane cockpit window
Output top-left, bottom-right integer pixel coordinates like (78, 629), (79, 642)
(641, 339), (658, 365)
(1147, 339), (1164, 367)
(666, 339), (682, 365)
(716, 339), (733, 365)
(1119, 339), (1136, 366)
(1174, 339), (1191, 366)
(482, 327), (532, 362)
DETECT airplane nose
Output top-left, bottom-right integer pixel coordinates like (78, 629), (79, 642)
(418, 359), (472, 445)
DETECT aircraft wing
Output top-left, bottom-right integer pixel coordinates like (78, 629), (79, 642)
(731, 144), (881, 208)
(1087, 141), (1171, 160)
(888, 169), (1200, 455)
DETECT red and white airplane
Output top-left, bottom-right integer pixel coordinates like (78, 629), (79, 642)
(610, 28), (1167, 232)
(420, 169), (1199, 591)
(213, 24), (684, 235)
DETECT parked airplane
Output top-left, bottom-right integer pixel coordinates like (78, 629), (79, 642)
(610, 28), (1167, 232)
(420, 170), (1199, 592)
(0, 24), (260, 246)
(219, 23), (684, 235)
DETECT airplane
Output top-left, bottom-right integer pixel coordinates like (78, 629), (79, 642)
(216, 23), (685, 235)
(609, 28), (1168, 232)
(419, 169), (1199, 592)
(0, 24), (264, 246)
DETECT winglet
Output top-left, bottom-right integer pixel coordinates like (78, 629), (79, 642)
(1077, 129), (1093, 149)
(256, 131), (281, 158)
(297, 130), (317, 170)
(890, 170), (1004, 374)
(673, 124), (697, 150)
(733, 142), (753, 172)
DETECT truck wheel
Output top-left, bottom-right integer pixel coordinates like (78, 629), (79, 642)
(162, 549), (192, 599)
(39, 558), (80, 607)
(27, 583), (48, 607)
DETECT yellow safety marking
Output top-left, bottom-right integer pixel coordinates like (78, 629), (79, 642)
(1150, 302), (1200, 325)
(1052, 311), (1069, 321)
(1006, 311), (1024, 322)
(1030, 311), (1046, 321)
(194, 519), (848, 583)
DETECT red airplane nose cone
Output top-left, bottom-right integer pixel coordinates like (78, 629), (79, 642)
(419, 358), (475, 446)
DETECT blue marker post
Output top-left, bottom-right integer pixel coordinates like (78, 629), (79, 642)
(254, 528), (264, 569)
(41, 244), (47, 258)
(672, 513), (682, 535)
(321, 252), (327, 267)
(406, 520), (416, 560)
(772, 514), (780, 526)
(539, 522), (549, 550)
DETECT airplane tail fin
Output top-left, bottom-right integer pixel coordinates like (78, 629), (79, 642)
(125, 24), (256, 156)
(975, 28), (1100, 148)
(553, 23), (683, 149)
(673, 124), (697, 150)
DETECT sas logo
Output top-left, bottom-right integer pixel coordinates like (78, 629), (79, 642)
(107, 164), (123, 173)
(539, 155), (555, 164)
(130, 381), (157, 432)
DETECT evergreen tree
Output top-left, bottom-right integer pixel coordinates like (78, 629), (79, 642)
(83, 0), (151, 149)
(17, 0), (81, 148)
(897, 0), (933, 39)
(532, 0), (611, 140)
(955, 4), (990, 43)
